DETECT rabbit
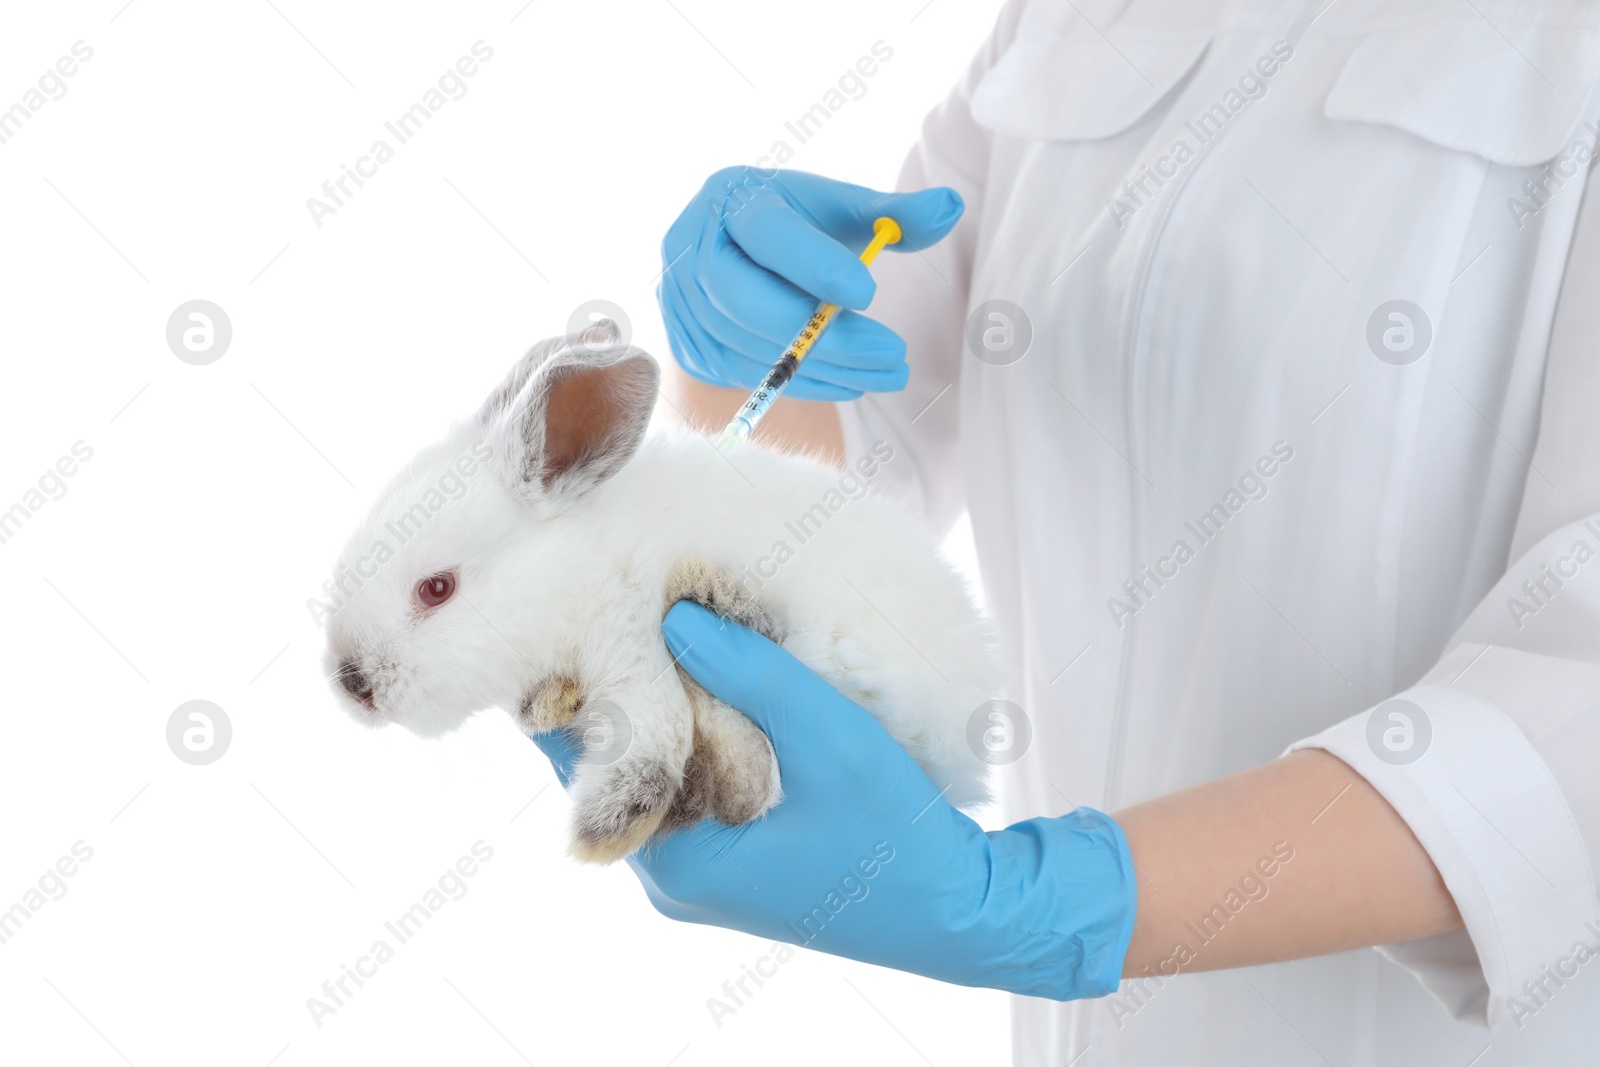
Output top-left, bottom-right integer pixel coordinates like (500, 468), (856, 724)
(321, 320), (997, 863)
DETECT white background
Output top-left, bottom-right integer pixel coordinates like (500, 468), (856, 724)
(0, 1), (1011, 1064)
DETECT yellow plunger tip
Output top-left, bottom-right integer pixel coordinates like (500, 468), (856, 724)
(874, 216), (902, 244)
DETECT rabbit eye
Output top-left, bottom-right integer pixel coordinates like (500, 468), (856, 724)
(415, 571), (457, 610)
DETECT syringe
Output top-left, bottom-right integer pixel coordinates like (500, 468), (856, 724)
(715, 216), (902, 452)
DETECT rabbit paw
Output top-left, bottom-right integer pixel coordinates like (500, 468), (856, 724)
(656, 692), (782, 833)
(662, 557), (784, 827)
(657, 744), (717, 835)
(695, 690), (782, 823)
(519, 674), (583, 733)
(569, 752), (680, 864)
(664, 556), (783, 641)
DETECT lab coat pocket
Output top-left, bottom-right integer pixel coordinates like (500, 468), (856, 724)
(1322, 8), (1600, 167)
(969, 0), (1217, 141)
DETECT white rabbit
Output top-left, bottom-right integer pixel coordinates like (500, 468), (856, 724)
(322, 321), (996, 863)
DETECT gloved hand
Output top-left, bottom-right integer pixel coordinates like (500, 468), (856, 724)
(658, 167), (965, 400)
(528, 602), (1138, 1000)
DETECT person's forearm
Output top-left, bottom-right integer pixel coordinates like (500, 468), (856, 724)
(1113, 748), (1463, 978)
(667, 368), (844, 465)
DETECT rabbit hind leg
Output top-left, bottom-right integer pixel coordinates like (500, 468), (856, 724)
(661, 557), (783, 826)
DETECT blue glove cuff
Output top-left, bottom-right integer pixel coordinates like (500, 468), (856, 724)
(983, 807), (1139, 1000)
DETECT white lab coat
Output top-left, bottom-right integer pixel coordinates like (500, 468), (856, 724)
(838, 0), (1600, 1061)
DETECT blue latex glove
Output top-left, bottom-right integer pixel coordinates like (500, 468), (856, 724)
(528, 602), (1138, 1000)
(657, 167), (965, 401)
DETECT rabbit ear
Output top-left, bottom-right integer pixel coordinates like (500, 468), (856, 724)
(477, 319), (622, 425)
(484, 324), (658, 503)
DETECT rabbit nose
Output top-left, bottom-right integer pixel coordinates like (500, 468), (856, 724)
(336, 660), (374, 705)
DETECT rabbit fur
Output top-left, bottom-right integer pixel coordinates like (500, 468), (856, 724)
(322, 320), (996, 863)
